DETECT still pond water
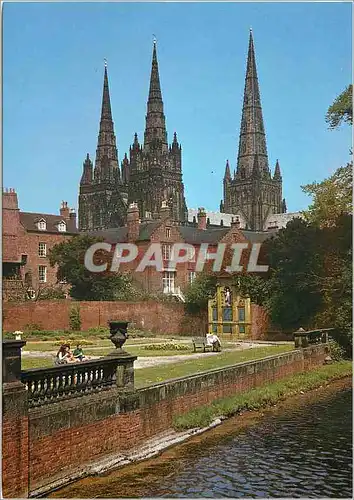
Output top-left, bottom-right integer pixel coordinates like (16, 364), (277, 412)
(54, 386), (352, 498)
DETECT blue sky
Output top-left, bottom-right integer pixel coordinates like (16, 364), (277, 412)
(3, 2), (352, 216)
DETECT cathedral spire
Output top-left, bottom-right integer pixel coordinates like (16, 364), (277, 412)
(237, 29), (269, 178)
(144, 38), (168, 152)
(95, 61), (119, 182)
(273, 159), (282, 180)
(224, 159), (231, 181)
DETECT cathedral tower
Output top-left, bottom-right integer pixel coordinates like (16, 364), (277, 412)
(127, 40), (188, 223)
(78, 63), (127, 231)
(222, 30), (286, 230)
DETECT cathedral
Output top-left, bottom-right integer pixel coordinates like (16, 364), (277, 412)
(220, 29), (286, 231)
(79, 31), (287, 233)
(78, 40), (187, 232)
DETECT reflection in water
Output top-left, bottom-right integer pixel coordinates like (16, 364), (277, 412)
(53, 387), (352, 498)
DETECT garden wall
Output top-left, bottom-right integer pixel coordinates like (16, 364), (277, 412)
(2, 343), (329, 497)
(2, 300), (268, 338)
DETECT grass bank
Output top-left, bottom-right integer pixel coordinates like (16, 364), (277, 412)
(134, 345), (293, 387)
(172, 361), (352, 431)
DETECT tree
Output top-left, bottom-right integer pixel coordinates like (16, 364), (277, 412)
(325, 84), (353, 129)
(262, 218), (325, 331)
(48, 235), (130, 301)
(301, 163), (352, 227)
(231, 274), (271, 307)
(184, 273), (217, 314)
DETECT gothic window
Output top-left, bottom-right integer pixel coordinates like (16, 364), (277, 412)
(166, 227), (171, 239)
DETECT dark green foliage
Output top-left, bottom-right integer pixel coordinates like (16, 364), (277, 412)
(326, 84), (353, 129)
(69, 305), (81, 331)
(231, 274), (271, 306)
(263, 218), (325, 330)
(184, 273), (217, 313)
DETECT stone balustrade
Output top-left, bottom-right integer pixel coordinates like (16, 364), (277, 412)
(21, 354), (136, 408)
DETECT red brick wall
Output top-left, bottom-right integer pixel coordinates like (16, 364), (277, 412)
(25, 346), (328, 495)
(3, 191), (21, 263)
(17, 226), (73, 290)
(28, 411), (142, 491)
(2, 416), (29, 498)
(2, 300), (268, 338)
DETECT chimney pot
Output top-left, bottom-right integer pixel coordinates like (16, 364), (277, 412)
(197, 207), (207, 230)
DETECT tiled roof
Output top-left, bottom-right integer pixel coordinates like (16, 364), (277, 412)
(241, 230), (273, 243)
(86, 221), (162, 244)
(179, 225), (229, 244)
(20, 212), (78, 234)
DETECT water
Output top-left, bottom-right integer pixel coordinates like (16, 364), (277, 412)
(53, 385), (352, 498)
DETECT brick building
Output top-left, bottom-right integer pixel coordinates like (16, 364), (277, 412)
(2, 189), (78, 300)
(88, 202), (271, 299)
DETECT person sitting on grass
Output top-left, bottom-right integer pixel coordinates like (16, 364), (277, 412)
(73, 344), (85, 362)
(55, 344), (70, 365)
(206, 333), (222, 352)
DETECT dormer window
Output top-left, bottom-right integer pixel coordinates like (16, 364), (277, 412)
(58, 221), (66, 232)
(37, 219), (46, 231)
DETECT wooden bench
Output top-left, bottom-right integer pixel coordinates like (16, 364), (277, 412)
(192, 337), (213, 353)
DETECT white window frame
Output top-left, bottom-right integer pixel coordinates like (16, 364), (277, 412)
(188, 271), (196, 285)
(187, 246), (195, 262)
(38, 242), (47, 257)
(165, 227), (171, 238)
(39, 265), (47, 283)
(58, 221), (67, 232)
(162, 271), (175, 294)
(37, 220), (46, 231)
(162, 243), (172, 260)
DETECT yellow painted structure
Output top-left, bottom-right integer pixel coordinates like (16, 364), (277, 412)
(208, 283), (252, 339)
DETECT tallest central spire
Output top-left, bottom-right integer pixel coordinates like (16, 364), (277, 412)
(236, 29), (269, 178)
(144, 39), (168, 152)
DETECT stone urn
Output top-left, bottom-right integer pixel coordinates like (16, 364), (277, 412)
(108, 321), (129, 353)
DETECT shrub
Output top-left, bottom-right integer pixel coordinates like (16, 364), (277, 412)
(69, 305), (81, 331)
(328, 338), (346, 361)
(24, 323), (43, 332)
(87, 326), (110, 335)
(143, 343), (191, 351)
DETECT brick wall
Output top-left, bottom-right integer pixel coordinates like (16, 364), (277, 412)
(2, 344), (329, 497)
(2, 383), (29, 498)
(2, 300), (267, 338)
(24, 345), (328, 496)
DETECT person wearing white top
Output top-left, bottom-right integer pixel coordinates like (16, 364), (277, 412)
(206, 333), (221, 352)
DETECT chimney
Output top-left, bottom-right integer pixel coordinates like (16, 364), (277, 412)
(127, 202), (140, 242)
(160, 200), (171, 219)
(69, 208), (77, 227)
(231, 215), (241, 229)
(60, 201), (70, 219)
(2, 188), (19, 210)
(197, 207), (207, 230)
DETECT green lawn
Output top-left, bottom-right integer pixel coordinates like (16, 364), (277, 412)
(134, 345), (294, 388)
(21, 344), (293, 375)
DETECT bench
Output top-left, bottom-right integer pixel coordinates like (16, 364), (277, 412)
(192, 337), (213, 353)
